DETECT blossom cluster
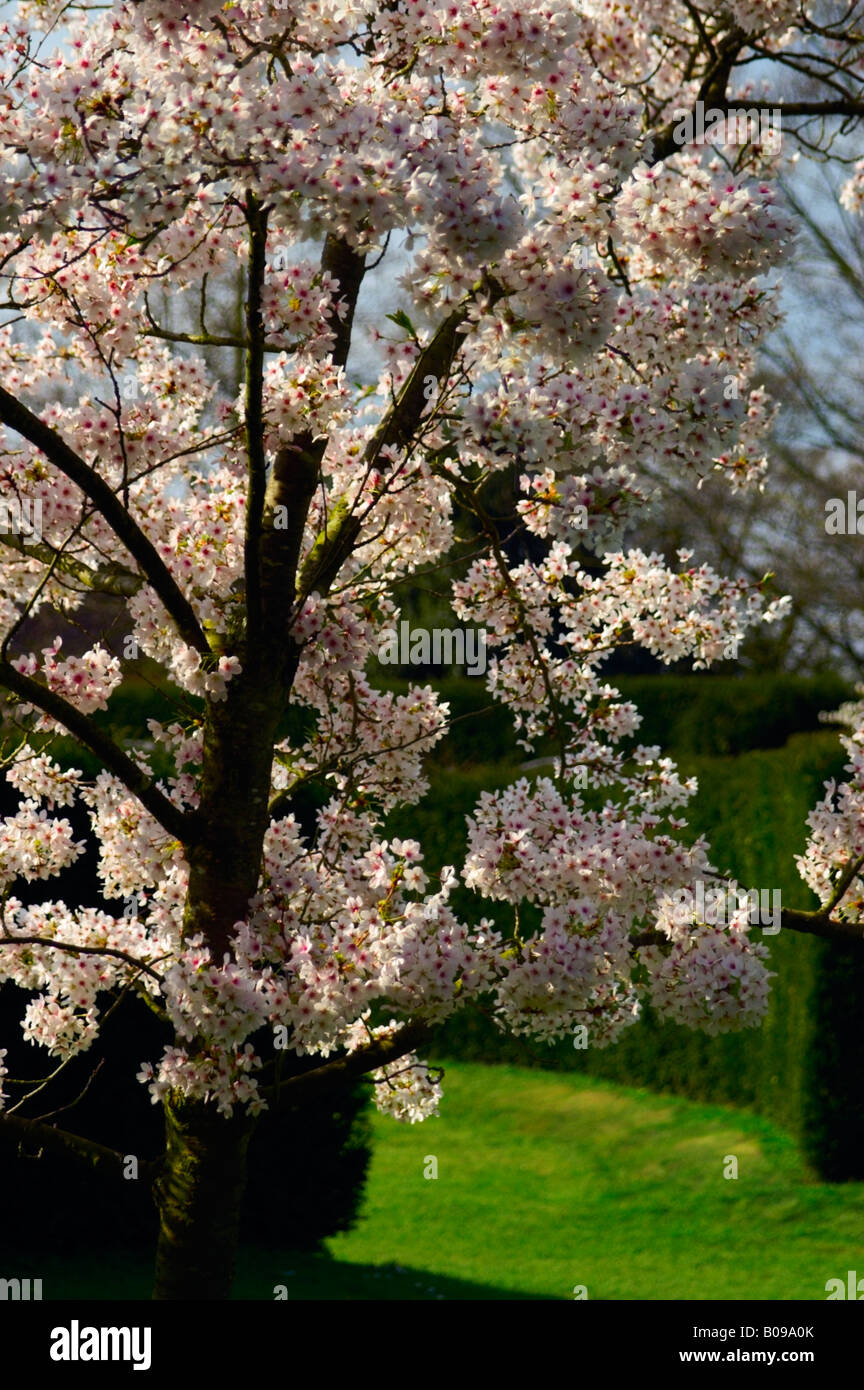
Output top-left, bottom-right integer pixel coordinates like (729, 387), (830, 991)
(12, 640), (122, 717)
(797, 690), (864, 924)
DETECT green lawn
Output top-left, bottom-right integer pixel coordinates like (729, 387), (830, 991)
(13, 1060), (864, 1299)
(252, 1060), (864, 1301)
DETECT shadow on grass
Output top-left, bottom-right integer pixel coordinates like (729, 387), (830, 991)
(235, 1247), (556, 1300)
(0, 1243), (154, 1300)
(1, 1245), (554, 1300)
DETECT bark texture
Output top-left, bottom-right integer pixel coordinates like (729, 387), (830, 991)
(152, 1095), (255, 1301)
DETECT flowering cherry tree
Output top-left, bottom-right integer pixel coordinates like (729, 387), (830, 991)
(0, 0), (863, 1300)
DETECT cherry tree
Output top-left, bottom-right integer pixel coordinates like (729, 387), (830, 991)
(0, 0), (863, 1300)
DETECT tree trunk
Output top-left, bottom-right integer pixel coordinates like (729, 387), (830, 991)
(152, 1094), (254, 1300)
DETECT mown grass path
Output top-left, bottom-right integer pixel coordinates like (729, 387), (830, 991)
(260, 1061), (864, 1301)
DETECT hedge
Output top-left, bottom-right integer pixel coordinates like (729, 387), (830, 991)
(374, 670), (852, 765)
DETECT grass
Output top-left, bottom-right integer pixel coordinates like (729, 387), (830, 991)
(254, 1060), (864, 1301)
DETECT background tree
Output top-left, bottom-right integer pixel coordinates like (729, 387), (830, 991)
(635, 159), (864, 675)
(0, 0), (864, 1301)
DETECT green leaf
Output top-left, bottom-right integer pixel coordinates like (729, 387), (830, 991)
(385, 309), (417, 336)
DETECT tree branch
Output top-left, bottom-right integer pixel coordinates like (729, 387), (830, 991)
(320, 233), (367, 369)
(631, 906), (864, 950)
(0, 658), (196, 844)
(284, 276), (507, 629)
(0, 933), (165, 983)
(265, 1020), (433, 1110)
(362, 272), (506, 472)
(0, 383), (209, 656)
(295, 493), (361, 604)
(252, 237), (366, 649)
(0, 532), (140, 597)
(143, 325), (248, 349)
(0, 1110), (157, 1179)
(780, 905), (864, 946)
(746, 99), (864, 118)
(651, 97), (864, 164)
(243, 190), (270, 646)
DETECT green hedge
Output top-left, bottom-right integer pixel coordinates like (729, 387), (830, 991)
(242, 1072), (373, 1251)
(373, 670), (851, 767)
(799, 938), (864, 1182)
(613, 672), (851, 757)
